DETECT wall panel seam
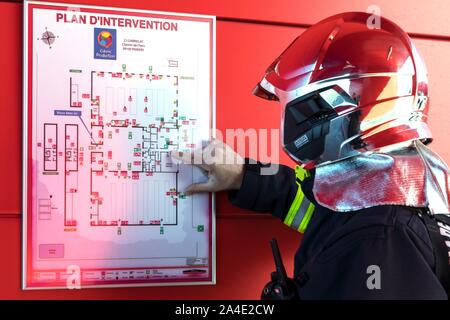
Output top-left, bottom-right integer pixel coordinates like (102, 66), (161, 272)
(218, 16), (450, 42)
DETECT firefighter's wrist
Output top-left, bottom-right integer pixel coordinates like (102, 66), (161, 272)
(228, 159), (261, 209)
(229, 164), (244, 190)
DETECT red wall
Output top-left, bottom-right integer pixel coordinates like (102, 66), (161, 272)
(1, 0), (450, 299)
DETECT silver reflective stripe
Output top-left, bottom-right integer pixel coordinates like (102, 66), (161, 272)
(290, 196), (312, 230)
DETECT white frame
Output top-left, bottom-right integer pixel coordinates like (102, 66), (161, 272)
(22, 0), (216, 290)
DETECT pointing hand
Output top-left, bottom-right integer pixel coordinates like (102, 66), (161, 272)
(171, 139), (244, 195)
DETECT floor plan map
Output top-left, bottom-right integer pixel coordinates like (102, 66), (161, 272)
(24, 1), (215, 289)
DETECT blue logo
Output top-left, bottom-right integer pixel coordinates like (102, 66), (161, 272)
(94, 28), (116, 60)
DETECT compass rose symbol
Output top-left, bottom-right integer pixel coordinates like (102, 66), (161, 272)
(37, 28), (59, 49)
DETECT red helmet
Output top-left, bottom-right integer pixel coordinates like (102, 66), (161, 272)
(253, 12), (431, 168)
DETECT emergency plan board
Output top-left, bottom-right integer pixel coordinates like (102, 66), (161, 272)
(23, 1), (215, 289)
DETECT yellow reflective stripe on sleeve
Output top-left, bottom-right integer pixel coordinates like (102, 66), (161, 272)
(284, 187), (305, 227)
(283, 165), (314, 233)
(298, 202), (315, 233)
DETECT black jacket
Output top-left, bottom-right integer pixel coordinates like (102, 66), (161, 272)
(229, 162), (448, 299)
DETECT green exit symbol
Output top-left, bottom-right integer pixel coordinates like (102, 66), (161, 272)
(197, 225), (204, 232)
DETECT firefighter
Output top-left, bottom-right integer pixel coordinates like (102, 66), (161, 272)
(173, 12), (450, 299)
